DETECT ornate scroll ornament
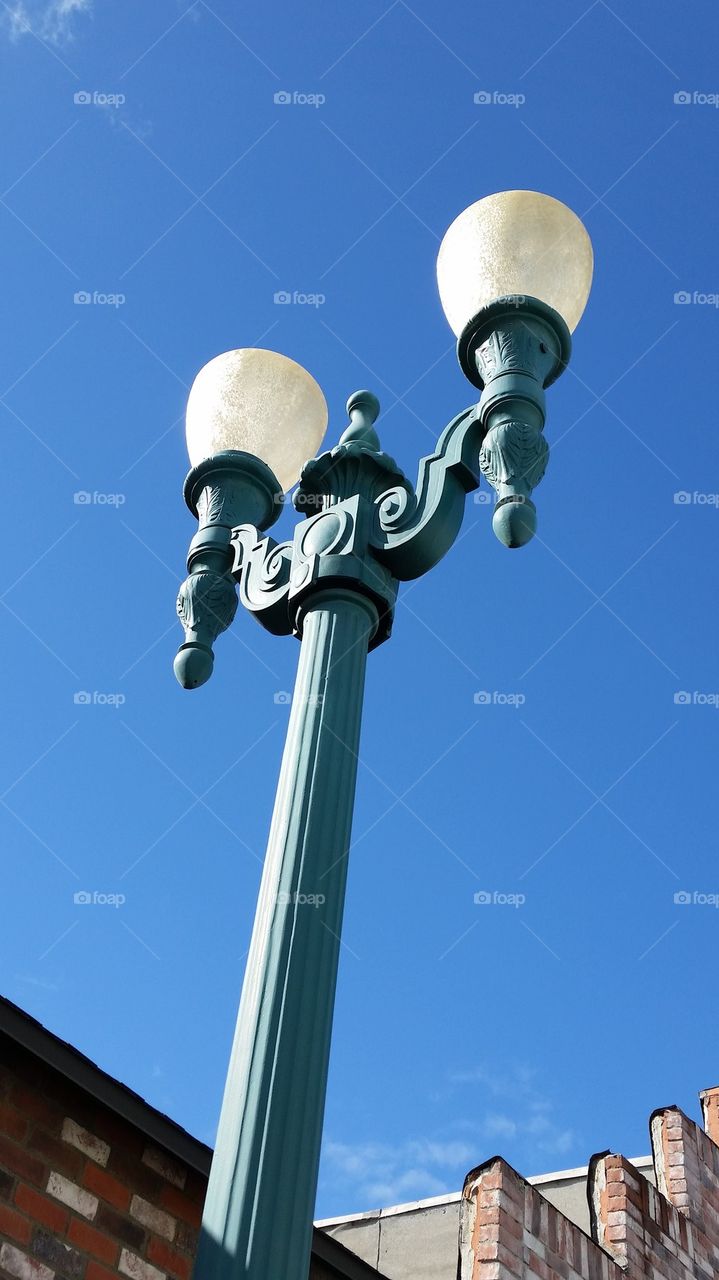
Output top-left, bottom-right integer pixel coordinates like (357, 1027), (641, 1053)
(297, 442), (410, 512)
(230, 527), (293, 636)
(372, 406), (484, 581)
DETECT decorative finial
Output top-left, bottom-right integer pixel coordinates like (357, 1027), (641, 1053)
(492, 497), (537, 549)
(339, 390), (381, 450)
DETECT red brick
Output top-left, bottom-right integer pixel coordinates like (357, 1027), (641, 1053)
(68, 1220), (119, 1267)
(15, 1183), (69, 1234)
(0, 1106), (27, 1145)
(0, 1136), (45, 1187)
(0, 1202), (31, 1246)
(147, 1237), (191, 1280)
(86, 1264), (120, 1280)
(106, 1149), (161, 1205)
(27, 1129), (83, 1179)
(159, 1186), (201, 1229)
(173, 1222), (196, 1256)
(95, 1206), (144, 1252)
(181, 1171), (204, 1205)
(84, 1165), (130, 1212)
(526, 1250), (551, 1280)
(8, 1085), (61, 1130)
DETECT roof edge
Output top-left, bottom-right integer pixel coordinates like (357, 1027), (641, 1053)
(0, 995), (211, 1174)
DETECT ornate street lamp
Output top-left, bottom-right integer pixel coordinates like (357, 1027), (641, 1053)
(174, 191), (593, 1280)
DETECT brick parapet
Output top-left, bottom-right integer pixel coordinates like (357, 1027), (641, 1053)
(461, 1093), (719, 1280)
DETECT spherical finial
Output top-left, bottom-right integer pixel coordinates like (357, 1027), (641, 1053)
(174, 643), (214, 689)
(345, 390), (380, 422)
(492, 498), (537, 549)
(340, 390), (381, 450)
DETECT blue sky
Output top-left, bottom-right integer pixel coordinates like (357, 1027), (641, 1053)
(1, 0), (718, 1220)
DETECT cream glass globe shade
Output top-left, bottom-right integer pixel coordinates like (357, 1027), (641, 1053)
(185, 348), (328, 493)
(437, 190), (593, 335)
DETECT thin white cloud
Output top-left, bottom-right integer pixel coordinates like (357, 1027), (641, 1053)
(323, 1062), (580, 1215)
(323, 1136), (475, 1209)
(4, 0), (92, 45)
(450, 1062), (577, 1163)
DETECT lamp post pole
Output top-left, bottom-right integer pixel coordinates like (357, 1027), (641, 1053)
(196, 587), (378, 1280)
(174, 186), (594, 1280)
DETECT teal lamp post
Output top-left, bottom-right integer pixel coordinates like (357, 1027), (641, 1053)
(174, 191), (593, 1280)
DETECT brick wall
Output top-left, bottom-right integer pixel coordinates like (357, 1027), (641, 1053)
(460, 1088), (719, 1280)
(0, 1039), (203, 1280)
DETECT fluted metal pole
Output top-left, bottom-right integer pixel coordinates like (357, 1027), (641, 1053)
(195, 586), (378, 1280)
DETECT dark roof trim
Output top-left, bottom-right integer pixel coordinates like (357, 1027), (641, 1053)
(0, 997), (388, 1279)
(0, 995), (213, 1173)
(310, 1228), (387, 1279)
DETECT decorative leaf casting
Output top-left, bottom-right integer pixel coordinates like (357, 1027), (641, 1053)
(176, 570), (238, 641)
(479, 419), (549, 500)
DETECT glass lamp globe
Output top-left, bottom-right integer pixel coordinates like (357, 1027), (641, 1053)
(437, 190), (593, 336)
(185, 348), (328, 493)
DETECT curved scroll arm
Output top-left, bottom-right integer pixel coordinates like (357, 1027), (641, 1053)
(370, 406), (485, 581)
(230, 524), (293, 636)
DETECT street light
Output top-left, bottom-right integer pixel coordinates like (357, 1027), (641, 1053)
(174, 190), (593, 1280)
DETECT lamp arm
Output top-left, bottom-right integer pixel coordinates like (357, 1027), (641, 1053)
(230, 526), (294, 635)
(371, 405), (484, 581)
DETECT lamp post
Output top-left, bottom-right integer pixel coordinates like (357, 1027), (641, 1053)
(174, 190), (593, 1280)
